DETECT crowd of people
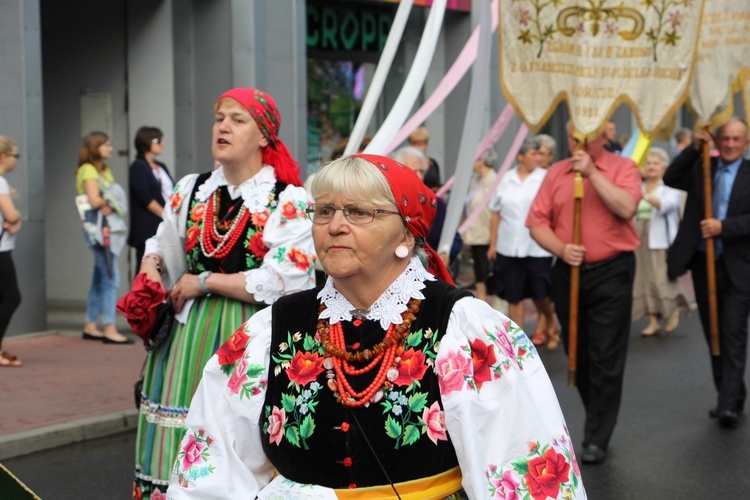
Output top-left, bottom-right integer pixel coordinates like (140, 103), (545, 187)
(3, 87), (749, 498)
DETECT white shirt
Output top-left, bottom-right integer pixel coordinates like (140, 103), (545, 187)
(0, 176), (17, 252)
(489, 167), (550, 258)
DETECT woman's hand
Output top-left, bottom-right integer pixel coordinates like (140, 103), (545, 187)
(138, 254), (165, 290)
(3, 220), (21, 234)
(170, 274), (203, 313)
(100, 203), (114, 216)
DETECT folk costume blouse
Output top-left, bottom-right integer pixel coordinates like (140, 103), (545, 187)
(167, 258), (585, 499)
(144, 165), (316, 310)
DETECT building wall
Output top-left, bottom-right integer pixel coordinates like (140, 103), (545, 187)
(42, 0), (131, 306)
(0, 0), (46, 335)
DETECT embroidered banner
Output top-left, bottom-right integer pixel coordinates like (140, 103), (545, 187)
(499, 0), (705, 135)
(688, 0), (750, 124)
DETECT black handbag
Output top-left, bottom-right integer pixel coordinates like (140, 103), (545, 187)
(146, 302), (175, 352)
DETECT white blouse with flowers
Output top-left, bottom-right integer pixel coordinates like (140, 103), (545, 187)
(144, 165), (316, 314)
(166, 258), (586, 499)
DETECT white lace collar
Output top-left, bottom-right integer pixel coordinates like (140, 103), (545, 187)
(317, 257), (436, 330)
(195, 165), (277, 214)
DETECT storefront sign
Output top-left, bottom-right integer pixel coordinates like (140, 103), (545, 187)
(307, 2), (394, 60)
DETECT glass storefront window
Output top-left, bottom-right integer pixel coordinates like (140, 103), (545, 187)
(307, 59), (371, 173)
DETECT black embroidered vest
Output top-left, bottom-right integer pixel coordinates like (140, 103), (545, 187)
(261, 279), (471, 488)
(183, 172), (286, 274)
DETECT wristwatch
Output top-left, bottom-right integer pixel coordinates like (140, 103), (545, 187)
(198, 271), (213, 295)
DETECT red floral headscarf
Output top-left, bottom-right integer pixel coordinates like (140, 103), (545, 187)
(217, 88), (302, 186)
(353, 154), (455, 285)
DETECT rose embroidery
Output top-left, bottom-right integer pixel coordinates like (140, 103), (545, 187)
(169, 191), (183, 211)
(216, 327), (251, 369)
(286, 247), (311, 272)
(435, 349), (472, 395)
(185, 225), (200, 252)
(181, 434), (204, 470)
(487, 432), (579, 500)
(176, 429), (216, 488)
(248, 231), (269, 258)
(490, 470), (519, 500)
(251, 209), (270, 227)
(190, 202), (206, 222)
(281, 200), (299, 220)
(394, 347), (429, 387)
(286, 351), (325, 387)
(267, 406), (286, 446)
(227, 358), (249, 395)
(422, 401), (448, 445)
(524, 448), (571, 500)
(150, 489), (167, 500)
(469, 338), (497, 389)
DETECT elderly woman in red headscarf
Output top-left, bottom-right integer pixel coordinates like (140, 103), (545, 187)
(166, 155), (585, 499)
(131, 88), (316, 499)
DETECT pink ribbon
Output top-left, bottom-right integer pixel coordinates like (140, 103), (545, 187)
(384, 0), (499, 154)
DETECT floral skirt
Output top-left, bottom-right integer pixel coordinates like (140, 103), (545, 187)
(632, 218), (690, 321)
(133, 295), (261, 499)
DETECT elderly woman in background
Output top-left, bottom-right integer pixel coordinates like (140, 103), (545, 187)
(128, 126), (174, 265)
(132, 88), (317, 499)
(632, 147), (689, 335)
(537, 134), (557, 168)
(166, 154), (584, 499)
(462, 148), (498, 303)
(488, 138), (559, 349)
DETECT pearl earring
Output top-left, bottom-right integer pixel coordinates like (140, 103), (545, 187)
(395, 245), (409, 259)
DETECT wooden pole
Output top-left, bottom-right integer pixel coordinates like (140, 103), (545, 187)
(568, 172), (584, 387)
(702, 139), (721, 356)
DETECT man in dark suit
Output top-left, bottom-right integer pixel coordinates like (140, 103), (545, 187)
(664, 117), (750, 429)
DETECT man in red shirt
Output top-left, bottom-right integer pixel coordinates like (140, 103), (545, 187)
(527, 123), (642, 464)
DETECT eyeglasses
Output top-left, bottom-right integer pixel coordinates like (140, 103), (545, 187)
(306, 203), (402, 225)
(151, 138), (162, 144)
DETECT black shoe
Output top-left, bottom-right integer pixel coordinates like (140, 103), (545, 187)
(718, 410), (740, 429)
(581, 444), (606, 464)
(82, 332), (104, 341)
(102, 336), (135, 345)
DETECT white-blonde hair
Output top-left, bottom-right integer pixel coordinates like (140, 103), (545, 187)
(647, 147), (670, 167)
(310, 156), (397, 209)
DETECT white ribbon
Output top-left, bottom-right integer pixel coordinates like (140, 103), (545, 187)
(344, 0), (414, 156)
(364, 0), (448, 154)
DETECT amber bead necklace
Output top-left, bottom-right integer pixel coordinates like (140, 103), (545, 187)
(318, 298), (420, 407)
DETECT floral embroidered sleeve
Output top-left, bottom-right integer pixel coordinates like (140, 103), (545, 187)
(166, 308), (276, 499)
(436, 297), (586, 499)
(243, 184), (317, 304)
(144, 174), (198, 287)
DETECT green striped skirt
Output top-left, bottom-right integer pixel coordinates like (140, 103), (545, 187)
(133, 294), (262, 499)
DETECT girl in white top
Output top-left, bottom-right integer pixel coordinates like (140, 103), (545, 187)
(0, 135), (23, 367)
(488, 137), (559, 349)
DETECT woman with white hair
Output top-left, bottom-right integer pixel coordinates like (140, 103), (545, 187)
(632, 147), (690, 335)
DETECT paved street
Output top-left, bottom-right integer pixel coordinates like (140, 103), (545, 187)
(3, 308), (749, 499)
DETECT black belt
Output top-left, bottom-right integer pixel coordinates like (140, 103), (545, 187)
(579, 251), (631, 271)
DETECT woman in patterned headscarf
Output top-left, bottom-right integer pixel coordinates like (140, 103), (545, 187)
(131, 88), (317, 499)
(166, 155), (585, 500)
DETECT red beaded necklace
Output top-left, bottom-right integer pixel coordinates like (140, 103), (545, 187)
(318, 298), (420, 408)
(200, 189), (250, 260)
